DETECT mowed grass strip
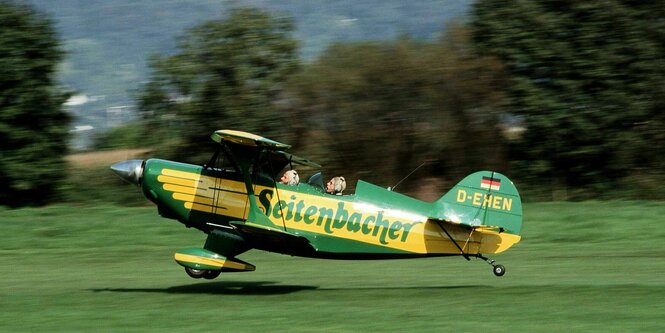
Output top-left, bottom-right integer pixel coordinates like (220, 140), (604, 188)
(1, 202), (664, 332)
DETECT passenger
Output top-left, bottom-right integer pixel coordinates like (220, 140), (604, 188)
(280, 170), (299, 186)
(326, 176), (346, 195)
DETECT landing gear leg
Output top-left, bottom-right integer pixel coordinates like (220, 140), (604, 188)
(434, 221), (507, 277)
(476, 254), (506, 277)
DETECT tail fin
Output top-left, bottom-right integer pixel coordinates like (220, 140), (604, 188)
(433, 171), (522, 235)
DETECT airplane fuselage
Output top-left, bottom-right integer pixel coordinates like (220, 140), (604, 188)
(141, 159), (519, 259)
(110, 129), (523, 278)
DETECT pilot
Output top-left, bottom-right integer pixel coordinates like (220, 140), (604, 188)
(326, 176), (346, 195)
(280, 170), (299, 186)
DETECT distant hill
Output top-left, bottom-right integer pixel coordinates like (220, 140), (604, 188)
(25, 0), (469, 147)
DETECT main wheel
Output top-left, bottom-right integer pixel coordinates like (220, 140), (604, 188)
(185, 267), (207, 279)
(203, 270), (221, 280)
(493, 264), (506, 277)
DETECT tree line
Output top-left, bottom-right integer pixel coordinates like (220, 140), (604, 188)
(2, 1), (664, 206)
(0, 2), (70, 207)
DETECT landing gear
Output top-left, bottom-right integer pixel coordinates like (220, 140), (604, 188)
(476, 254), (506, 277)
(184, 267), (221, 279)
(203, 270), (221, 280)
(493, 264), (506, 277)
(185, 267), (206, 279)
(435, 221), (508, 277)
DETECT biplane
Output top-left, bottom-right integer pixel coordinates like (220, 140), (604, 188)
(111, 130), (522, 279)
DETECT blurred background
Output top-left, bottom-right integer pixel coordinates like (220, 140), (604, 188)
(1, 0), (664, 207)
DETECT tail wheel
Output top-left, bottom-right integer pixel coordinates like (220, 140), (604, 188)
(493, 264), (506, 277)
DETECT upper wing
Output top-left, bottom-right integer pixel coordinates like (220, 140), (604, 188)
(212, 129), (321, 168)
(211, 129), (291, 149)
(269, 150), (321, 168)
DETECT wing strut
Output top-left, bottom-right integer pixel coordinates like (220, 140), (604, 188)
(434, 220), (507, 277)
(266, 148), (289, 232)
(434, 220), (471, 261)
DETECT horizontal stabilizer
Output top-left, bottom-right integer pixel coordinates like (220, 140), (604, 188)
(426, 219), (522, 254)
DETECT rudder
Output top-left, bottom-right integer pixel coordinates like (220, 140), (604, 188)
(433, 171), (522, 235)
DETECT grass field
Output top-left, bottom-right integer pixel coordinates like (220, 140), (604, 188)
(2, 202), (665, 332)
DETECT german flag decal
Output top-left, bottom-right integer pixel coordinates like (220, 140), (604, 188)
(481, 176), (501, 191)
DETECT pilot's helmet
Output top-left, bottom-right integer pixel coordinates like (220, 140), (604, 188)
(284, 170), (299, 186)
(332, 176), (346, 194)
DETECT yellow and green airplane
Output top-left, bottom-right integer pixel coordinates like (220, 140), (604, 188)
(111, 130), (522, 279)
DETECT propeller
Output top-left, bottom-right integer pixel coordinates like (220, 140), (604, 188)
(110, 160), (144, 186)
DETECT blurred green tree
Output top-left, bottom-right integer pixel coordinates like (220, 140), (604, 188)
(472, 0), (665, 198)
(136, 7), (299, 162)
(0, 2), (70, 207)
(288, 26), (507, 193)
